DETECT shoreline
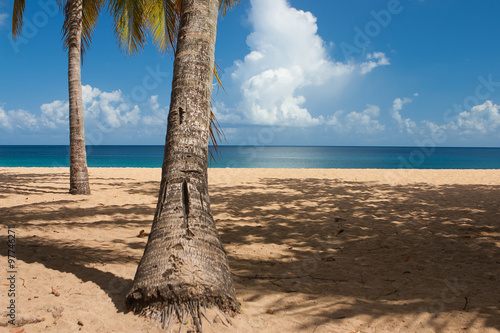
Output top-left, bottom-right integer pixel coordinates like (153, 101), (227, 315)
(2, 167), (500, 185)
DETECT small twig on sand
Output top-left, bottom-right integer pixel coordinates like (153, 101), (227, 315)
(463, 296), (468, 311)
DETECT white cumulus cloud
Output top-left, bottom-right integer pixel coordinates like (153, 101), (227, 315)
(230, 0), (354, 127)
(40, 100), (68, 129)
(0, 106), (38, 131)
(0, 85), (171, 137)
(0, 106), (11, 129)
(456, 100), (500, 134)
(226, 0), (390, 127)
(424, 100), (500, 137)
(82, 85), (141, 129)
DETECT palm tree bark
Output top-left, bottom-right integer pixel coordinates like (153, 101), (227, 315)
(67, 0), (91, 195)
(127, 0), (239, 329)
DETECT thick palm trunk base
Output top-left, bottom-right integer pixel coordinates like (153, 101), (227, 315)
(127, 0), (238, 331)
(126, 175), (240, 331)
(129, 299), (234, 331)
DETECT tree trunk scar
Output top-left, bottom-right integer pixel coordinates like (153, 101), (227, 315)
(199, 192), (204, 211)
(182, 179), (195, 239)
(155, 181), (168, 222)
(182, 179), (190, 220)
(178, 107), (184, 125)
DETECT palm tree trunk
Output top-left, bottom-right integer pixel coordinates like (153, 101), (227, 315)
(127, 0), (239, 329)
(67, 0), (90, 195)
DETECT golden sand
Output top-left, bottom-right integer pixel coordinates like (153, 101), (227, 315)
(1, 167), (499, 332)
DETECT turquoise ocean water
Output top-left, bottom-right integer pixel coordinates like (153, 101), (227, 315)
(1, 145), (500, 169)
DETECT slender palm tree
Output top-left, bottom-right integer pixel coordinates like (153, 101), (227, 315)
(115, 0), (241, 330)
(12, 0), (103, 194)
(109, 0), (227, 154)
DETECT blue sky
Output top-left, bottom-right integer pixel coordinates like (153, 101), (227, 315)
(1, 0), (500, 147)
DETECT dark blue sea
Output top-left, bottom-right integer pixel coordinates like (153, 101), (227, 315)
(1, 145), (500, 169)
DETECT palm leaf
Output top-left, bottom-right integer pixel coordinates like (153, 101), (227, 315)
(60, 0), (104, 61)
(81, 0), (105, 57)
(146, 0), (180, 53)
(210, 0), (241, 152)
(219, 0), (241, 17)
(12, 0), (26, 38)
(209, 105), (227, 161)
(108, 0), (147, 55)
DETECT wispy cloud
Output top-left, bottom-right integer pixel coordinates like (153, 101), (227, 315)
(387, 94), (500, 141)
(391, 96), (417, 134)
(360, 52), (390, 74)
(327, 104), (385, 134)
(142, 95), (167, 126)
(0, 13), (8, 27)
(3, 83), (498, 145)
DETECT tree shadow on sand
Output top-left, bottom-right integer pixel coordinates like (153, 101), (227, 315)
(1, 170), (499, 331)
(210, 177), (500, 332)
(0, 170), (155, 313)
(16, 237), (134, 313)
(0, 169), (137, 195)
(0, 171), (69, 195)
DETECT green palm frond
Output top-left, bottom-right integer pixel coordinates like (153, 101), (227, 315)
(12, 0), (26, 38)
(60, 0), (104, 60)
(81, 0), (105, 56)
(15, 0), (103, 60)
(62, 0), (105, 59)
(219, 0), (241, 17)
(60, 1), (73, 55)
(145, 0), (240, 53)
(146, 0), (180, 53)
(108, 0), (147, 55)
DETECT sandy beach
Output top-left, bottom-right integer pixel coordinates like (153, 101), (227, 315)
(1, 167), (499, 333)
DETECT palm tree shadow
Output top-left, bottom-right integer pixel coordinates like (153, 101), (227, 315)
(17, 236), (134, 313)
(1, 199), (154, 229)
(0, 171), (70, 194)
(3, 170), (499, 331)
(210, 177), (500, 332)
(0, 171), (153, 313)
